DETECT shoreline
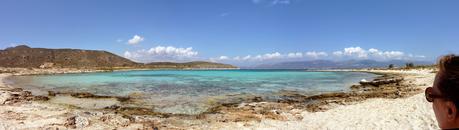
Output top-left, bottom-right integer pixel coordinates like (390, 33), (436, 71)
(206, 69), (437, 129)
(0, 68), (438, 129)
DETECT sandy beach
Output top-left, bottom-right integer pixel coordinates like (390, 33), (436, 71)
(205, 69), (439, 129)
(0, 68), (439, 129)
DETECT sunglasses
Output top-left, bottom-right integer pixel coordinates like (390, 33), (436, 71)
(425, 87), (446, 102)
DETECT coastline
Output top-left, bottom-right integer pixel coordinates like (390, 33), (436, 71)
(205, 69), (438, 129)
(0, 68), (438, 129)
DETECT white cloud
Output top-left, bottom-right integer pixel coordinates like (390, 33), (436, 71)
(217, 52), (283, 62)
(368, 48), (379, 54)
(381, 51), (404, 59)
(343, 47), (368, 58)
(209, 56), (230, 62)
(235, 52), (282, 61)
(218, 56), (229, 60)
(127, 35), (144, 45)
(211, 51), (325, 62)
(124, 46), (198, 62)
(333, 51), (343, 56)
(257, 52), (282, 60)
(243, 55), (252, 60)
(233, 56), (241, 60)
(209, 46), (425, 64)
(408, 54), (426, 58)
(305, 51), (328, 59)
(333, 46), (412, 60)
(287, 52), (303, 58)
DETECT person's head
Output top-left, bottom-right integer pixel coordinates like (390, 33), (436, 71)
(426, 54), (459, 129)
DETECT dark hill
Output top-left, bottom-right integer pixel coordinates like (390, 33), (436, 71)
(0, 45), (139, 68)
(0, 45), (237, 69)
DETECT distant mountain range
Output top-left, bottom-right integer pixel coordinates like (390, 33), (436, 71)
(0, 45), (237, 69)
(249, 59), (434, 69)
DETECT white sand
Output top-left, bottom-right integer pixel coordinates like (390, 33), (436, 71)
(205, 70), (439, 130)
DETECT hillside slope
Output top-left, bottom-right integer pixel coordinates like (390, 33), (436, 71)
(0, 45), (237, 69)
(0, 45), (139, 68)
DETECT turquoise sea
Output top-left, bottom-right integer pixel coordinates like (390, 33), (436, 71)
(6, 70), (377, 114)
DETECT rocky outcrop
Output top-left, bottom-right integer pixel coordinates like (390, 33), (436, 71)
(48, 91), (130, 102)
(0, 88), (49, 105)
(358, 75), (404, 87)
(205, 73), (422, 115)
(65, 115), (90, 129)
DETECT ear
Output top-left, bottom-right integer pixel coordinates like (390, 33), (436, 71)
(446, 101), (458, 122)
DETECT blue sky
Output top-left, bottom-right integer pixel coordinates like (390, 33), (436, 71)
(1, 0), (458, 65)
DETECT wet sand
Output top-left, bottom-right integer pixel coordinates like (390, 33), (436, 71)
(0, 68), (438, 129)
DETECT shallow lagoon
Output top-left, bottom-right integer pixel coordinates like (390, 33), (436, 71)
(7, 70), (377, 115)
